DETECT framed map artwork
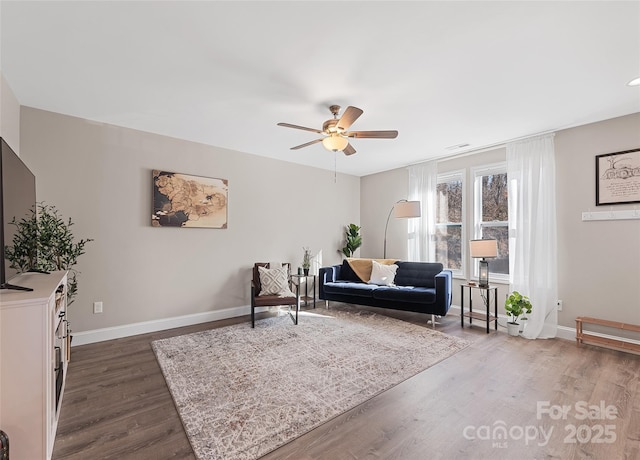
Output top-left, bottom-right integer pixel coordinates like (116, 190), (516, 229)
(152, 170), (228, 228)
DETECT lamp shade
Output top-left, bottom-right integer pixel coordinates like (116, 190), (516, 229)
(469, 239), (497, 259)
(393, 200), (421, 218)
(322, 134), (349, 152)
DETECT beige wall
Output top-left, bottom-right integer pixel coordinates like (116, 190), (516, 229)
(0, 73), (20, 153)
(360, 167), (410, 259)
(360, 113), (640, 329)
(555, 113), (640, 328)
(19, 107), (360, 333)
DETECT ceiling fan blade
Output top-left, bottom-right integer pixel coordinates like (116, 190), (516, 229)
(290, 138), (323, 150)
(346, 130), (398, 139)
(343, 143), (357, 156)
(277, 122), (323, 134)
(337, 106), (363, 131)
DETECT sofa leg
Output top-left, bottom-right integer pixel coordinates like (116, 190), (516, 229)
(325, 300), (329, 309)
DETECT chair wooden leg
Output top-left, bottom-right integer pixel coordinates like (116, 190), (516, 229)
(251, 304), (255, 328)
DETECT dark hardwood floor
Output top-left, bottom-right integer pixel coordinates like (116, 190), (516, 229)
(52, 306), (640, 460)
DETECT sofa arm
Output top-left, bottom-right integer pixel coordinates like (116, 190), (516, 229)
(319, 265), (340, 300)
(435, 270), (453, 314)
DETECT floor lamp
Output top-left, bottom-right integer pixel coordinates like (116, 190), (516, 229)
(469, 239), (497, 287)
(383, 200), (421, 258)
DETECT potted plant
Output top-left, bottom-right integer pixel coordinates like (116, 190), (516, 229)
(341, 224), (362, 257)
(302, 247), (312, 276)
(504, 291), (532, 336)
(4, 202), (92, 305)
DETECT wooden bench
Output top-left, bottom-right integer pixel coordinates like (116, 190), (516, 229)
(576, 316), (640, 354)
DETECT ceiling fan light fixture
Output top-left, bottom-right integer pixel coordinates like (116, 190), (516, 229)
(322, 134), (349, 152)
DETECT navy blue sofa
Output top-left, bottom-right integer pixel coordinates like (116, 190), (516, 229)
(319, 260), (452, 318)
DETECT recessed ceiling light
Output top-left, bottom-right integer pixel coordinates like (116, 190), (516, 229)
(627, 77), (640, 87)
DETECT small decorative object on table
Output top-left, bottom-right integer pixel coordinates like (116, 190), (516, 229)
(302, 247), (312, 276)
(504, 291), (533, 336)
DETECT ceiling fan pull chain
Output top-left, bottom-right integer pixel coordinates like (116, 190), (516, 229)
(334, 151), (337, 184)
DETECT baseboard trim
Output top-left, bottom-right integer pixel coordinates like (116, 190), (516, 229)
(72, 304), (636, 350)
(71, 305), (253, 346)
(556, 325), (576, 342)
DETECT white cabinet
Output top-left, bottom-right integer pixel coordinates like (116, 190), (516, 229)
(0, 271), (69, 460)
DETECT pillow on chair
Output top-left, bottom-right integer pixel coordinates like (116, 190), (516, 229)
(258, 266), (296, 297)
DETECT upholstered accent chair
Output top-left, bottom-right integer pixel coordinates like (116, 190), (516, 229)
(250, 262), (300, 328)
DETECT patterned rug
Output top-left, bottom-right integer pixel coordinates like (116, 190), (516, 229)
(152, 305), (470, 460)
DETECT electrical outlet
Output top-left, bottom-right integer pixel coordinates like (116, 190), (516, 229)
(93, 301), (103, 314)
(556, 300), (563, 311)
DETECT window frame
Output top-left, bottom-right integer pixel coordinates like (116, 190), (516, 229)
(435, 169), (465, 278)
(472, 162), (509, 283)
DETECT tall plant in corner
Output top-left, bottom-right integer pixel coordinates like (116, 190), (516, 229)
(341, 224), (362, 257)
(4, 202), (93, 305)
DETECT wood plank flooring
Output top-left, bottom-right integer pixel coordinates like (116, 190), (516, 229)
(52, 306), (640, 460)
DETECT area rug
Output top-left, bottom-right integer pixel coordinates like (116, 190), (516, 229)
(152, 305), (470, 460)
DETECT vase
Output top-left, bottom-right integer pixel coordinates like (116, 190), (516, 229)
(303, 268), (309, 276)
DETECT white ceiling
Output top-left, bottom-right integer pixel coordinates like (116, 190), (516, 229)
(1, 1), (639, 176)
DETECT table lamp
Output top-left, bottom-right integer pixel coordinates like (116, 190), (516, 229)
(469, 239), (497, 287)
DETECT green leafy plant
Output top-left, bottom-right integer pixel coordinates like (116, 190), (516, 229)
(504, 291), (533, 325)
(341, 224), (362, 257)
(4, 202), (93, 304)
(302, 247), (312, 270)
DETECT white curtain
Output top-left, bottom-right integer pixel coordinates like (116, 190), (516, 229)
(408, 161), (437, 262)
(507, 133), (558, 339)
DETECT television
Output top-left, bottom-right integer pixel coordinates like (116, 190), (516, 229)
(0, 137), (36, 291)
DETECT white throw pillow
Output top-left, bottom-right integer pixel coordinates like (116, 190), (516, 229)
(368, 260), (398, 286)
(258, 266), (295, 297)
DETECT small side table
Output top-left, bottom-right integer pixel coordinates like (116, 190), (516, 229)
(291, 274), (316, 309)
(461, 283), (498, 333)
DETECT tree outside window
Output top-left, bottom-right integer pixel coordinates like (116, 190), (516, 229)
(474, 166), (509, 278)
(435, 172), (463, 274)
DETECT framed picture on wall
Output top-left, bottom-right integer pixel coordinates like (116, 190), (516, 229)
(595, 148), (640, 206)
(152, 170), (228, 228)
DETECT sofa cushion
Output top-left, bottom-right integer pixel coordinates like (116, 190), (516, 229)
(394, 261), (443, 288)
(322, 281), (379, 297)
(373, 286), (436, 304)
(368, 260), (398, 286)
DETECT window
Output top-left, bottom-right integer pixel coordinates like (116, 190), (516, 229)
(435, 171), (464, 275)
(473, 164), (509, 280)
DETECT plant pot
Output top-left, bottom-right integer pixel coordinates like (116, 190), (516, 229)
(519, 319), (528, 333)
(303, 268), (309, 276)
(507, 322), (520, 336)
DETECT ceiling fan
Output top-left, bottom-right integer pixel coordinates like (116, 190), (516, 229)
(277, 105), (398, 156)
